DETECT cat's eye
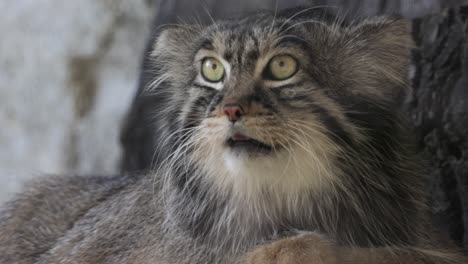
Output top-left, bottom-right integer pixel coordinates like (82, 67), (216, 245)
(266, 55), (298, 80)
(201, 57), (225, 82)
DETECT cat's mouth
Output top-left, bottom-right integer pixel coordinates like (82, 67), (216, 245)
(226, 133), (273, 154)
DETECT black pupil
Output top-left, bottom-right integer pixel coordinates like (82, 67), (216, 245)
(278, 61), (285, 67)
(212, 63), (217, 70)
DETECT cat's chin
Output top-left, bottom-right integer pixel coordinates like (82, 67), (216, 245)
(222, 147), (284, 177)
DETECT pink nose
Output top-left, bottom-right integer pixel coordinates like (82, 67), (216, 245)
(223, 104), (243, 122)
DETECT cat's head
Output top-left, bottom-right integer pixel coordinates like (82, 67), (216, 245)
(150, 8), (413, 201)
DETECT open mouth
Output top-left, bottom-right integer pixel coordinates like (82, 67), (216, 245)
(226, 133), (273, 154)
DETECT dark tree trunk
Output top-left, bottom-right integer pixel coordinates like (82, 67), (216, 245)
(408, 7), (468, 248)
(120, 0), (468, 249)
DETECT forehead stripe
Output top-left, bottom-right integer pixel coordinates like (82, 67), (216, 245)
(274, 35), (309, 49)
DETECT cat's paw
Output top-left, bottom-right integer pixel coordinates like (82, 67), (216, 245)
(243, 233), (337, 264)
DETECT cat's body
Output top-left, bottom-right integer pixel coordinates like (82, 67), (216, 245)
(1, 7), (466, 264)
(0, 174), (235, 263)
(0, 174), (464, 264)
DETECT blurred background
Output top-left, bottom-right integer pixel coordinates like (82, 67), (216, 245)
(0, 0), (155, 202)
(1, 0), (467, 249)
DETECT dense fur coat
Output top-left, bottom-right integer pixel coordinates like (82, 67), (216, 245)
(0, 7), (466, 264)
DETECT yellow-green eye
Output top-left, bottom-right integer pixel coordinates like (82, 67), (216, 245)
(201, 57), (225, 82)
(267, 55), (298, 80)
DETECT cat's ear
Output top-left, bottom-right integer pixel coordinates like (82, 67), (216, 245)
(151, 26), (197, 61)
(150, 26), (198, 88)
(346, 17), (414, 97)
(355, 17), (413, 63)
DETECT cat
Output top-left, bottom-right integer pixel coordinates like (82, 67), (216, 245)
(0, 7), (466, 264)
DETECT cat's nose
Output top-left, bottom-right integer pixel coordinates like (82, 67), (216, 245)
(223, 103), (243, 122)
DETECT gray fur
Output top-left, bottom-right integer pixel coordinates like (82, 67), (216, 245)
(1, 7), (466, 263)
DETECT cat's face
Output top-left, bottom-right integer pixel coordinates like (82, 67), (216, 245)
(152, 9), (412, 199)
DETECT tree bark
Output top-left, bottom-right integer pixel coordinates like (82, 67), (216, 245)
(408, 7), (468, 249)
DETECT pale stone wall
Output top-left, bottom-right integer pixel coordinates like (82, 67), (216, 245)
(0, 1), (155, 202)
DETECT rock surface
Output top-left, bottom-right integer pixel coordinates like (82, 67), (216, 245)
(0, 1), (155, 202)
